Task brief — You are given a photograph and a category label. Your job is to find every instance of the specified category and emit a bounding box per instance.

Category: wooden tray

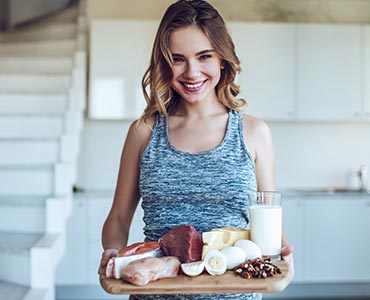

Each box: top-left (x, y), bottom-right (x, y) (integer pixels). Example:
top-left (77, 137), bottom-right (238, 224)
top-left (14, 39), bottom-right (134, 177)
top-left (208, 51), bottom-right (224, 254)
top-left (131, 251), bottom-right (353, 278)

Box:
top-left (99, 260), bottom-right (292, 295)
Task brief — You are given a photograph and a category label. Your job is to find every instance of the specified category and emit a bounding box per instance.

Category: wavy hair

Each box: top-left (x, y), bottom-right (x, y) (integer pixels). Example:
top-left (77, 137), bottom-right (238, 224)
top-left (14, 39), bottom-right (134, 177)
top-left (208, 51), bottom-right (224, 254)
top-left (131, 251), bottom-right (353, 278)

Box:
top-left (140, 0), bottom-right (246, 122)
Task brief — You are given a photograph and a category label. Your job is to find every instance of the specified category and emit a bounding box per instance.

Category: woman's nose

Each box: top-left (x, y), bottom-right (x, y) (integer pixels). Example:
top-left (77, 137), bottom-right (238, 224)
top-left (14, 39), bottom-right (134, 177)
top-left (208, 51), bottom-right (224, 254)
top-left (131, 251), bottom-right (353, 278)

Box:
top-left (184, 60), bottom-right (200, 80)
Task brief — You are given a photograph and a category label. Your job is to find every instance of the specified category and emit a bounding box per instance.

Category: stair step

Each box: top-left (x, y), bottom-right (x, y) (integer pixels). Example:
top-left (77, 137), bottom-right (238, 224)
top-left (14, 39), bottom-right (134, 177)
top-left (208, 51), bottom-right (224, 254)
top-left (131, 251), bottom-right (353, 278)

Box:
top-left (0, 74), bottom-right (69, 92)
top-left (0, 166), bottom-right (54, 196)
top-left (0, 136), bottom-right (80, 165)
top-left (0, 280), bottom-right (29, 300)
top-left (0, 163), bottom-right (76, 196)
top-left (0, 196), bottom-right (46, 233)
top-left (0, 40), bottom-right (75, 57)
top-left (0, 116), bottom-right (64, 138)
top-left (0, 57), bottom-right (73, 74)
top-left (0, 231), bottom-right (61, 287)
top-left (0, 24), bottom-right (77, 43)
top-left (0, 231), bottom-right (43, 254)
top-left (0, 194), bottom-right (72, 236)
top-left (36, 4), bottom-right (79, 26)
top-left (0, 280), bottom-right (49, 300)
top-left (0, 92), bottom-right (68, 115)
top-left (0, 139), bottom-right (59, 165)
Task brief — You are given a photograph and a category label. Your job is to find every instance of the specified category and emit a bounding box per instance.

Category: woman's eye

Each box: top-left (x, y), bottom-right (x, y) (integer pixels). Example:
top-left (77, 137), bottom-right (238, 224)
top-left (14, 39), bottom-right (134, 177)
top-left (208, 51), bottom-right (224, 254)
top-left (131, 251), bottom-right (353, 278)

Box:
top-left (199, 54), bottom-right (212, 60)
top-left (173, 57), bottom-right (184, 63)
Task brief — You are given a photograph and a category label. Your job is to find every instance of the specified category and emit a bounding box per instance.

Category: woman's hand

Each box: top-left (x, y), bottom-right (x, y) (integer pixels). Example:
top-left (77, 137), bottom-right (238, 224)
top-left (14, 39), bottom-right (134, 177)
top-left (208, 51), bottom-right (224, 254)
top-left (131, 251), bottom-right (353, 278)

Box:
top-left (98, 248), bottom-right (119, 274)
top-left (281, 245), bottom-right (295, 277)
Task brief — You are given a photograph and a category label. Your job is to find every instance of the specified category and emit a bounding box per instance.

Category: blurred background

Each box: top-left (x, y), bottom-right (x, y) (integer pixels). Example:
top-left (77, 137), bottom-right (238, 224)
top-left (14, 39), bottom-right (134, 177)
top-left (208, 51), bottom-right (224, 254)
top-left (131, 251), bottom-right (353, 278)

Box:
top-left (0, 0), bottom-right (369, 299)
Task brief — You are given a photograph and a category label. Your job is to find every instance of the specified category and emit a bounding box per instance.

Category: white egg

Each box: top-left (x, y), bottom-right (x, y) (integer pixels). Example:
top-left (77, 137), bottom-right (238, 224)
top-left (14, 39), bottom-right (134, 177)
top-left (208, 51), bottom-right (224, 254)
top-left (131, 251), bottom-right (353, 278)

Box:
top-left (220, 246), bottom-right (247, 269)
top-left (234, 239), bottom-right (262, 260)
top-left (181, 261), bottom-right (205, 277)
top-left (204, 249), bottom-right (227, 276)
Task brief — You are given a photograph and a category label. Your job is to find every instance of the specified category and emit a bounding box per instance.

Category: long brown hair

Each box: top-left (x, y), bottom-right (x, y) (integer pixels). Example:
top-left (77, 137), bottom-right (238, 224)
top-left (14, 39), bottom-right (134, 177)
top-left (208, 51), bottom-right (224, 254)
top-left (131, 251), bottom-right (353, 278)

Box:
top-left (140, 0), bottom-right (246, 122)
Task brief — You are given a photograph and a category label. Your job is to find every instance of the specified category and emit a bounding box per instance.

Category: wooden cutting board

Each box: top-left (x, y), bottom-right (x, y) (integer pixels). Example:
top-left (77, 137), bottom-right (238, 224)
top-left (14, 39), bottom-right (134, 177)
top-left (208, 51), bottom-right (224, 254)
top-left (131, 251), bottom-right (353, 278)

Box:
top-left (99, 260), bottom-right (292, 295)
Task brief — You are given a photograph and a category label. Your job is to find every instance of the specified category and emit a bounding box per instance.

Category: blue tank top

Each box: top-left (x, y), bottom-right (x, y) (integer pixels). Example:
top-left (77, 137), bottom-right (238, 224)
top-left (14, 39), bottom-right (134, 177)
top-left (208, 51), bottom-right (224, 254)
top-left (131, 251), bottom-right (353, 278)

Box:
top-left (136, 109), bottom-right (260, 300)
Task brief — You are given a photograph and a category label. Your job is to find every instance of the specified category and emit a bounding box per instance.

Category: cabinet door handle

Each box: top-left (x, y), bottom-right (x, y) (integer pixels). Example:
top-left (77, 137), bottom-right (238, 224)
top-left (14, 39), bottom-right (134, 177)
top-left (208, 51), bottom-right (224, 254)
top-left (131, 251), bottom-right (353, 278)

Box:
top-left (353, 112), bottom-right (361, 118)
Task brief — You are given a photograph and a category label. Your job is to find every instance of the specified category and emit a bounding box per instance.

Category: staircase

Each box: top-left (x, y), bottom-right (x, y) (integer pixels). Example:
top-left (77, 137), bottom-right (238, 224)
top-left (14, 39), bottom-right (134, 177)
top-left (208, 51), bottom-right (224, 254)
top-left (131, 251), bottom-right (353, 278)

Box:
top-left (0, 1), bottom-right (86, 299)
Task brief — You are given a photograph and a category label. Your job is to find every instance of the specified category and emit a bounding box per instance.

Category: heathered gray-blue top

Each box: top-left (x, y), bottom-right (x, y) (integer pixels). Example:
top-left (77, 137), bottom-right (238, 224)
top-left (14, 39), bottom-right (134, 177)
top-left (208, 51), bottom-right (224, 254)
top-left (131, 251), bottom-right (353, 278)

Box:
top-left (135, 109), bottom-right (260, 300)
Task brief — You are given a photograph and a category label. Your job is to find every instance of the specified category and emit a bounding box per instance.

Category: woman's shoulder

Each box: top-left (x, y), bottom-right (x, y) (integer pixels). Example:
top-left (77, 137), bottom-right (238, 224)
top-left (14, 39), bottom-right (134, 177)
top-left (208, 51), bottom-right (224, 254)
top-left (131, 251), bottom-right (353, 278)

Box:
top-left (126, 116), bottom-right (156, 156)
top-left (240, 113), bottom-right (273, 158)
top-left (241, 113), bottom-right (271, 137)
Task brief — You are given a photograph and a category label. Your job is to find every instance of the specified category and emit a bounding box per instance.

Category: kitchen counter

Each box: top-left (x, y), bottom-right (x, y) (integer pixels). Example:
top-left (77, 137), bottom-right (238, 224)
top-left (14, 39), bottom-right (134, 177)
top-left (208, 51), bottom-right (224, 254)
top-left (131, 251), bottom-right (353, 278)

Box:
top-left (281, 188), bottom-right (370, 198)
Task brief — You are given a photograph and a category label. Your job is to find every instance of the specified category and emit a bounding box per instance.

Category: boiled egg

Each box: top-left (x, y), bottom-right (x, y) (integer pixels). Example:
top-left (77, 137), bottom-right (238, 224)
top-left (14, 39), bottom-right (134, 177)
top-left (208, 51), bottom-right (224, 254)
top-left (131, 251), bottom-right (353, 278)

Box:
top-left (220, 246), bottom-right (247, 269)
top-left (204, 249), bottom-right (227, 276)
top-left (181, 261), bottom-right (204, 277)
top-left (234, 239), bottom-right (262, 260)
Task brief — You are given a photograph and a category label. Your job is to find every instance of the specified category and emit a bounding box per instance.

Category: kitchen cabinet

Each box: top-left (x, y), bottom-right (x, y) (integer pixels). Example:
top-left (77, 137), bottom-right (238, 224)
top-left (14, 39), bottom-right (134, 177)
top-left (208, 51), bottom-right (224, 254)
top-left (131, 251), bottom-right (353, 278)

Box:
top-left (56, 191), bottom-right (145, 285)
top-left (56, 197), bottom-right (88, 284)
top-left (282, 198), bottom-right (304, 282)
top-left (364, 26), bottom-right (370, 120)
top-left (228, 23), bottom-right (295, 120)
top-left (89, 20), bottom-right (157, 120)
top-left (302, 197), bottom-right (370, 282)
top-left (57, 192), bottom-right (370, 285)
top-left (296, 24), bottom-right (363, 121)
top-left (89, 21), bottom-right (370, 122)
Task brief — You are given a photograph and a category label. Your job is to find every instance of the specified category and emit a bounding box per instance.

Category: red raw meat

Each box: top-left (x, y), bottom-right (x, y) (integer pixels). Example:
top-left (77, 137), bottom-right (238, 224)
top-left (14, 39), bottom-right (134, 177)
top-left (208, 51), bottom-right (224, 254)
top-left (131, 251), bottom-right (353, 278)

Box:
top-left (118, 241), bottom-right (160, 257)
top-left (158, 224), bottom-right (203, 263)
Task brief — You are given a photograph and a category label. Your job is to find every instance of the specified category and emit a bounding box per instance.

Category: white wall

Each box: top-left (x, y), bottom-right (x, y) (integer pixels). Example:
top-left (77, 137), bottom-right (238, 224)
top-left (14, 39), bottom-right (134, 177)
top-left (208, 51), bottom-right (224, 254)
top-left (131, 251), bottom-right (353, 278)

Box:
top-left (77, 120), bottom-right (130, 191)
top-left (76, 120), bottom-right (370, 192)
top-left (271, 122), bottom-right (370, 190)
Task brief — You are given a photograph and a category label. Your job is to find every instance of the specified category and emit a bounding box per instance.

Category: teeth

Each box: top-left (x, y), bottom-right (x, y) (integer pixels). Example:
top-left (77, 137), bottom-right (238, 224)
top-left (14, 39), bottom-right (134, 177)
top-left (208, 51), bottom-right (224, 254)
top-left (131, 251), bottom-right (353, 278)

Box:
top-left (184, 82), bottom-right (203, 89)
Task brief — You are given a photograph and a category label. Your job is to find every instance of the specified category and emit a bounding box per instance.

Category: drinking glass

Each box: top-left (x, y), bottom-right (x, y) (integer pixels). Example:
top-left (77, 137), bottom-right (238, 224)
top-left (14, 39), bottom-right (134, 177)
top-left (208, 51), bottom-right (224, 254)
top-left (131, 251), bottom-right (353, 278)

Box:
top-left (248, 191), bottom-right (282, 261)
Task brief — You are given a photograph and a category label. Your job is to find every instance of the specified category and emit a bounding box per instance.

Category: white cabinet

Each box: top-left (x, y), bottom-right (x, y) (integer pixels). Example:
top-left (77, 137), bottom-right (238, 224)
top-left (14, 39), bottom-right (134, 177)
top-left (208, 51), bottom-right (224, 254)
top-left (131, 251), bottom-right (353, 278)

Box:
top-left (229, 23), bottom-right (295, 120)
top-left (88, 21), bottom-right (369, 122)
top-left (282, 198), bottom-right (304, 282)
top-left (57, 193), bottom-right (370, 285)
top-left (89, 20), bottom-right (157, 120)
top-left (364, 26), bottom-right (370, 120)
top-left (56, 191), bottom-right (145, 285)
top-left (302, 197), bottom-right (370, 282)
top-left (56, 197), bottom-right (89, 284)
top-left (296, 24), bottom-right (363, 121)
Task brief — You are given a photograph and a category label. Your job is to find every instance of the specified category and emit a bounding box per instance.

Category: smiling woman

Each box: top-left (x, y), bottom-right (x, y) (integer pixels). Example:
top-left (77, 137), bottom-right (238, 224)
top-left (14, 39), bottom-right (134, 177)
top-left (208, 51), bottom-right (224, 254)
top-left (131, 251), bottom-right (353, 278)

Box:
top-left (99, 1), bottom-right (294, 300)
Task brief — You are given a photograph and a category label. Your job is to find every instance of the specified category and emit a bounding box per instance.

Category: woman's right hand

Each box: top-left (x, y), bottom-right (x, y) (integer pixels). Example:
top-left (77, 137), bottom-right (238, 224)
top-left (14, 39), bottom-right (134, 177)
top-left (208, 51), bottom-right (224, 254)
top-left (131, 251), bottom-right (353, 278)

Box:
top-left (98, 248), bottom-right (119, 274)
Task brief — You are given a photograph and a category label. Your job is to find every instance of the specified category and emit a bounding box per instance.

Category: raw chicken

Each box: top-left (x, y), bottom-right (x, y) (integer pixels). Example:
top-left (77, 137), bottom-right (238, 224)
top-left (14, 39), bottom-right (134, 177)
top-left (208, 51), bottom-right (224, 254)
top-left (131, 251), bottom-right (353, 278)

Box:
top-left (120, 256), bottom-right (181, 286)
top-left (106, 241), bottom-right (162, 279)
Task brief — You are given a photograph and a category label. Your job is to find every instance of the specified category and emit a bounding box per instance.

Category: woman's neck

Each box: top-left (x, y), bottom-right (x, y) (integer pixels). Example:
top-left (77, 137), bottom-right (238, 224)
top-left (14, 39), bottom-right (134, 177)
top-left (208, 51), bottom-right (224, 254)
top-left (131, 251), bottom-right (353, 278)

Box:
top-left (171, 97), bottom-right (227, 118)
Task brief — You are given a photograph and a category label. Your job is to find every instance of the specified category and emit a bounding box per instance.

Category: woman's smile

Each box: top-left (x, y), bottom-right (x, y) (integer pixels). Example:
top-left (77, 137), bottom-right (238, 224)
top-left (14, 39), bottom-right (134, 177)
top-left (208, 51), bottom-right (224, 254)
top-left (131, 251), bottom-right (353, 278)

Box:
top-left (181, 80), bottom-right (207, 92)
top-left (169, 25), bottom-right (223, 105)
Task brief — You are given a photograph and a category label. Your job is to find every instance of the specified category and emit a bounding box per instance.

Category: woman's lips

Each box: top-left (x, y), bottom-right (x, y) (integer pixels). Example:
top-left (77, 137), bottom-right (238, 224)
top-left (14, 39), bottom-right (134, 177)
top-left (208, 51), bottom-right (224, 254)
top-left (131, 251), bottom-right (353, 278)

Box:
top-left (181, 80), bottom-right (206, 92)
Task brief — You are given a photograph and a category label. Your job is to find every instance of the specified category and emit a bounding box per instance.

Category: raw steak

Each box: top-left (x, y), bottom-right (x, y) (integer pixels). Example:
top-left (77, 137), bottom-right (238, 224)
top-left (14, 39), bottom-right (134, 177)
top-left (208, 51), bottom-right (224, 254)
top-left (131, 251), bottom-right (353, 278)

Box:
top-left (159, 224), bottom-right (203, 263)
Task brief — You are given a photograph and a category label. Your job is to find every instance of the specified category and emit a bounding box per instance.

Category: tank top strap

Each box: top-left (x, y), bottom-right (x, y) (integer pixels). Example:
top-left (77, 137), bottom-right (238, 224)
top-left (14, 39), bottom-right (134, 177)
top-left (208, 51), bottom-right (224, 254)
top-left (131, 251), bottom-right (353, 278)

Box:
top-left (223, 110), bottom-right (250, 155)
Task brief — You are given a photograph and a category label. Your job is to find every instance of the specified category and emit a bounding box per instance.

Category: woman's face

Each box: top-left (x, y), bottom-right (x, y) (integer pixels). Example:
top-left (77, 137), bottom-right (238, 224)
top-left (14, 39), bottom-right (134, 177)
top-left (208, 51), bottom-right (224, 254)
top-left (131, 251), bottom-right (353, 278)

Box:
top-left (169, 25), bottom-right (223, 105)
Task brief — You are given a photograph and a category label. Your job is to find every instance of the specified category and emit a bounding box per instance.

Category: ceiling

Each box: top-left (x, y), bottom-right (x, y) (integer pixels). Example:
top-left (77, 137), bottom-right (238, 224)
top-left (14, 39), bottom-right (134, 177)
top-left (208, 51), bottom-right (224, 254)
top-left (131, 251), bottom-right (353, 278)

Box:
top-left (87, 0), bottom-right (370, 24)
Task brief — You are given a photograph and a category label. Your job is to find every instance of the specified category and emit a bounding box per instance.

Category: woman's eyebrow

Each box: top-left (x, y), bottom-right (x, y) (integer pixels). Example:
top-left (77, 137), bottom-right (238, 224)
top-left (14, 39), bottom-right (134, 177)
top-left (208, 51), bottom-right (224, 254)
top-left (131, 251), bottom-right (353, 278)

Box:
top-left (171, 49), bottom-right (216, 57)
top-left (196, 49), bottom-right (216, 56)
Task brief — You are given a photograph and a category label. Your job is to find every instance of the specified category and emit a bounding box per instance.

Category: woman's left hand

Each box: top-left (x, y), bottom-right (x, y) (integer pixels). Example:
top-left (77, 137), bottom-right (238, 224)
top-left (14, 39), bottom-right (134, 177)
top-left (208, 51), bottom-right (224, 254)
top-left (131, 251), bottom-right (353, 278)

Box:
top-left (281, 245), bottom-right (295, 277)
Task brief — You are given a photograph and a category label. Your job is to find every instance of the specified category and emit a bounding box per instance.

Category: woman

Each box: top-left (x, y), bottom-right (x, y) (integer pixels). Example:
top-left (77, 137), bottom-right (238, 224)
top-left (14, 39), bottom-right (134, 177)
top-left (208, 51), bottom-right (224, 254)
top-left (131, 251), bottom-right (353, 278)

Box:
top-left (100, 0), bottom-right (294, 299)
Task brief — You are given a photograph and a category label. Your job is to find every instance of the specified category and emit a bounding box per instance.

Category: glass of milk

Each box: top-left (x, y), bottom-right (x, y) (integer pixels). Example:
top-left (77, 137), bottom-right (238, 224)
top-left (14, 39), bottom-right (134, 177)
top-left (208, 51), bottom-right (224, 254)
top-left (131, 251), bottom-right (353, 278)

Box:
top-left (248, 191), bottom-right (282, 261)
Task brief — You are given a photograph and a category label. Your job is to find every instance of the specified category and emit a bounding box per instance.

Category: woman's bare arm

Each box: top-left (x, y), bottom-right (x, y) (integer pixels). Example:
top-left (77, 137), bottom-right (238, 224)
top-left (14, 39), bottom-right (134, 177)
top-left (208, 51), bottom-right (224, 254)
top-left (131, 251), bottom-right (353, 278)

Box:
top-left (100, 118), bottom-right (154, 267)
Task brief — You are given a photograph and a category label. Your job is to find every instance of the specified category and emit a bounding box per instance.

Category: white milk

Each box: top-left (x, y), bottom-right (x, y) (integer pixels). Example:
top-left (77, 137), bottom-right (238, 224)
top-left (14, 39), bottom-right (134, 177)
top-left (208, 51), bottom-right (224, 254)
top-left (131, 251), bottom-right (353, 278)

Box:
top-left (249, 205), bottom-right (282, 258)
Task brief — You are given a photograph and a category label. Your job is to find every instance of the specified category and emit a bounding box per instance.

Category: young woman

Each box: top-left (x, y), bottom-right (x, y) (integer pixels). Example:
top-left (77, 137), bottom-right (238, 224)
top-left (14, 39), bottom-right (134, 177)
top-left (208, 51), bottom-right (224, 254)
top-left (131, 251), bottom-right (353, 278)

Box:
top-left (100, 0), bottom-right (294, 299)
